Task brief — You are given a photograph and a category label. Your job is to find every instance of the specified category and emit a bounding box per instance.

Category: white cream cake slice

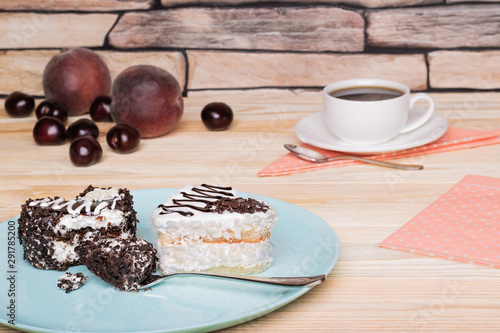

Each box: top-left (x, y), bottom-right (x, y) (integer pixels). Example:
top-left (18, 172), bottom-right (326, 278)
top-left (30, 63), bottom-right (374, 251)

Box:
top-left (151, 184), bottom-right (279, 274)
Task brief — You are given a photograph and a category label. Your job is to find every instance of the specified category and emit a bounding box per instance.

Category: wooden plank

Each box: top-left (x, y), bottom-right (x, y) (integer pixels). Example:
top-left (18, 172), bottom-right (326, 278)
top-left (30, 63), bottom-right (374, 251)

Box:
top-left (367, 4), bottom-right (500, 48)
top-left (108, 7), bottom-right (364, 52)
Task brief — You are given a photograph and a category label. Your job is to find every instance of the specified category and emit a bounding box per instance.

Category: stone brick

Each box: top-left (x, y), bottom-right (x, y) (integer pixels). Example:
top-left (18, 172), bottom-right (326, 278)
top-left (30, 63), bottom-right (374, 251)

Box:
top-left (97, 51), bottom-right (187, 89)
top-left (367, 5), bottom-right (500, 48)
top-left (109, 7), bottom-right (364, 52)
top-left (0, 50), bottom-right (186, 96)
top-left (448, 0), bottom-right (499, 2)
top-left (0, 0), bottom-right (153, 11)
top-left (429, 51), bottom-right (500, 89)
top-left (0, 50), bottom-right (58, 96)
top-left (0, 13), bottom-right (117, 49)
top-left (161, 0), bottom-right (441, 7)
top-left (187, 51), bottom-right (427, 90)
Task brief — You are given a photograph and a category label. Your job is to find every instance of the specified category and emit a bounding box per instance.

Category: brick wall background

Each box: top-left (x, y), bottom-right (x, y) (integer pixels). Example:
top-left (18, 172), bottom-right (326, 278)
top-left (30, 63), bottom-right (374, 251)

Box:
top-left (1, 0), bottom-right (500, 97)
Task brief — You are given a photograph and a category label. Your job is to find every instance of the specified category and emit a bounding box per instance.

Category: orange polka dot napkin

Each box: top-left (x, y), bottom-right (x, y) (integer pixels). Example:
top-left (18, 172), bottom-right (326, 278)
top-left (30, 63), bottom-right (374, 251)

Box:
top-left (258, 126), bottom-right (500, 176)
top-left (380, 175), bottom-right (500, 269)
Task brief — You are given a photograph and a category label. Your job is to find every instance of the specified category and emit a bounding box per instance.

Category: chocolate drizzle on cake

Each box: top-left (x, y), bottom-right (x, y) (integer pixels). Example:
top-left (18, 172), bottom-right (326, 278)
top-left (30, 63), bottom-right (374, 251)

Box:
top-left (158, 184), bottom-right (234, 216)
top-left (158, 184), bottom-right (269, 216)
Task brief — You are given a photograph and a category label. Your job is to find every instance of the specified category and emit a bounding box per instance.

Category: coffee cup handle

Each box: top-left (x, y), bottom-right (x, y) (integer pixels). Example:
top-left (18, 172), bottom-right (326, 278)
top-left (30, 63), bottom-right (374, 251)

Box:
top-left (400, 93), bottom-right (435, 134)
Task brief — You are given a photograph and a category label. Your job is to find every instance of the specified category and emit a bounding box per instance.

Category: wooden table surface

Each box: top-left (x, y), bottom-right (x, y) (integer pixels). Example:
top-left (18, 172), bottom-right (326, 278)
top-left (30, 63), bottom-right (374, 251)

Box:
top-left (2, 90), bottom-right (500, 332)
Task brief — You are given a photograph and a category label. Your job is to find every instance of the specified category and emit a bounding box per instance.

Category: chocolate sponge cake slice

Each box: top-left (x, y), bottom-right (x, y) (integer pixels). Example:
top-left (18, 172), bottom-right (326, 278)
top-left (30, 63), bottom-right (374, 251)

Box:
top-left (18, 185), bottom-right (138, 271)
top-left (79, 237), bottom-right (158, 291)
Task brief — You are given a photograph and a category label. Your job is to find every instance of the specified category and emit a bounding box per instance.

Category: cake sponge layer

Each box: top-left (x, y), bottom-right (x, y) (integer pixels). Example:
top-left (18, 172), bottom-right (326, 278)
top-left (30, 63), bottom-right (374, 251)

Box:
top-left (156, 239), bottom-right (273, 274)
top-left (156, 228), bottom-right (270, 245)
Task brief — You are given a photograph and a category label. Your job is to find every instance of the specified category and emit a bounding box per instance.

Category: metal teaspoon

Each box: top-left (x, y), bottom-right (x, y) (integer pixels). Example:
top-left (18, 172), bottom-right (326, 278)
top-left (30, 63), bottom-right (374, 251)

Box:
top-left (284, 144), bottom-right (423, 170)
top-left (139, 272), bottom-right (327, 290)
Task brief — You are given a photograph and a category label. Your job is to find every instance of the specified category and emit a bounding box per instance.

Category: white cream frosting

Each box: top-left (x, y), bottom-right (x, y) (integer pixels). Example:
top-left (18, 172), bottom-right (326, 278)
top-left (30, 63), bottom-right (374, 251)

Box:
top-left (51, 231), bottom-right (91, 262)
top-left (80, 187), bottom-right (120, 202)
top-left (151, 185), bottom-right (279, 240)
top-left (52, 240), bottom-right (78, 262)
top-left (50, 231), bottom-right (132, 263)
top-left (55, 208), bottom-right (124, 235)
top-left (156, 239), bottom-right (273, 274)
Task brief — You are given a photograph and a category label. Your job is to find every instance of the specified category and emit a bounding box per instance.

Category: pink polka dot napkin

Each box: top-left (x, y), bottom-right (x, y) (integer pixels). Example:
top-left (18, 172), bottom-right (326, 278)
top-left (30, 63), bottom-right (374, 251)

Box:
top-left (258, 126), bottom-right (500, 176)
top-left (380, 175), bottom-right (500, 268)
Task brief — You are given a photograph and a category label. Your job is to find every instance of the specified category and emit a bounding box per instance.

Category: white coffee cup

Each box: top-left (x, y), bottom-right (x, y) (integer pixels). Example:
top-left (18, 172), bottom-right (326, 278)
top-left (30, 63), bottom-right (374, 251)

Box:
top-left (323, 79), bottom-right (435, 145)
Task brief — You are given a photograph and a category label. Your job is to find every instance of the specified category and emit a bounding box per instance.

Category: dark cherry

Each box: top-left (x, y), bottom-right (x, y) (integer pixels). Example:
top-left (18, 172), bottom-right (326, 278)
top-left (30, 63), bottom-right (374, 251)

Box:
top-left (32, 116), bottom-right (66, 145)
top-left (69, 136), bottom-right (103, 167)
top-left (106, 124), bottom-right (140, 153)
top-left (4, 91), bottom-right (35, 117)
top-left (90, 95), bottom-right (113, 122)
top-left (201, 102), bottom-right (234, 131)
top-left (67, 118), bottom-right (99, 142)
top-left (35, 100), bottom-right (68, 124)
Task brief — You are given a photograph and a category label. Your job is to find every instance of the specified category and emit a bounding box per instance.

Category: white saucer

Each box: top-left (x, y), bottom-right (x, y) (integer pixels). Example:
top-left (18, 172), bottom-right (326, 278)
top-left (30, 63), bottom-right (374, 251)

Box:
top-left (294, 107), bottom-right (448, 154)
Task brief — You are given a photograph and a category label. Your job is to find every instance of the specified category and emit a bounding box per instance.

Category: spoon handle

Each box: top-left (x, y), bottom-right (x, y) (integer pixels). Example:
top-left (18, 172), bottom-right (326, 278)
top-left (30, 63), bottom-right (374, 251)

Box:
top-left (284, 144), bottom-right (423, 170)
top-left (332, 156), bottom-right (423, 170)
top-left (140, 273), bottom-right (327, 289)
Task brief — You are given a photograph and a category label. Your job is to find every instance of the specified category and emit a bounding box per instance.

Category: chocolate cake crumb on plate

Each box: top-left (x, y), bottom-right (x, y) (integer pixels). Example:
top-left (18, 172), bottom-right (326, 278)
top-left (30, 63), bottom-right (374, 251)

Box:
top-left (57, 272), bottom-right (88, 293)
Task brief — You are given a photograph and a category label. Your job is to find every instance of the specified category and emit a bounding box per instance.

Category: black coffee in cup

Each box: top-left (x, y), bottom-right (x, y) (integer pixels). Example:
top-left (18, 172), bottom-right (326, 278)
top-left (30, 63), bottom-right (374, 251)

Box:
top-left (329, 86), bottom-right (404, 102)
top-left (323, 79), bottom-right (435, 145)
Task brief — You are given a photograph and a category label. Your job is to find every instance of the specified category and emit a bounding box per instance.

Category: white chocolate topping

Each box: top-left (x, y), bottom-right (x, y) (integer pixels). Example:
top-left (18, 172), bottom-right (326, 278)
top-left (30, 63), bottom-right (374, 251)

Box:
top-left (28, 188), bottom-right (123, 215)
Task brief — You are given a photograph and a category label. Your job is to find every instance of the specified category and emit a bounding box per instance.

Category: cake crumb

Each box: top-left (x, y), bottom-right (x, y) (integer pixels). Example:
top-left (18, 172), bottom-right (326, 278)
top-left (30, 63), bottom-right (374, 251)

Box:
top-left (57, 272), bottom-right (88, 293)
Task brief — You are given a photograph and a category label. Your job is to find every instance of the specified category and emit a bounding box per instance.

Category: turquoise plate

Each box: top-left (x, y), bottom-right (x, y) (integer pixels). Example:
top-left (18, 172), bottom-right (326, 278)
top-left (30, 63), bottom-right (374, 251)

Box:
top-left (0, 188), bottom-right (340, 332)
